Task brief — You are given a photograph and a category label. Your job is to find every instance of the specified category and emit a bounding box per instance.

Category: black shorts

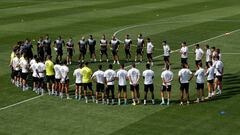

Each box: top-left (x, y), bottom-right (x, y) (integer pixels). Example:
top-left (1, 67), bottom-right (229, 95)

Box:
top-left (55, 78), bottom-right (61, 83)
top-left (21, 73), bottom-right (28, 80)
top-left (144, 84), bottom-right (154, 92)
top-left (118, 85), bottom-right (127, 92)
top-left (80, 49), bottom-right (86, 55)
top-left (147, 53), bottom-right (152, 59)
top-left (130, 84), bottom-right (139, 92)
top-left (164, 56), bottom-right (170, 62)
top-left (67, 49), bottom-right (73, 56)
top-left (76, 83), bottom-right (83, 86)
top-left (181, 58), bottom-right (188, 64)
top-left (206, 61), bottom-right (212, 67)
top-left (83, 82), bottom-right (93, 91)
top-left (89, 47), bottom-right (95, 54)
top-left (100, 49), bottom-right (108, 55)
top-left (14, 70), bottom-right (20, 77)
top-left (38, 77), bottom-right (44, 83)
top-left (196, 83), bottom-right (204, 90)
top-left (216, 76), bottom-right (222, 81)
top-left (57, 49), bottom-right (63, 56)
top-left (46, 75), bottom-right (55, 83)
top-left (45, 49), bottom-right (51, 56)
top-left (195, 60), bottom-right (202, 65)
top-left (180, 83), bottom-right (189, 92)
top-left (105, 85), bottom-right (114, 93)
top-left (125, 49), bottom-right (131, 55)
top-left (161, 85), bottom-right (171, 92)
top-left (136, 48), bottom-right (143, 55)
top-left (112, 50), bottom-right (118, 56)
top-left (207, 79), bottom-right (214, 84)
top-left (33, 77), bottom-right (39, 82)
top-left (96, 83), bottom-right (105, 92)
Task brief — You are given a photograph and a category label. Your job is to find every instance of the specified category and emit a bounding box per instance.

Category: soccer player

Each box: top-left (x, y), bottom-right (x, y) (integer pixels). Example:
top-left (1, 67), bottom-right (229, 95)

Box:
top-left (124, 34), bottom-right (132, 62)
top-left (78, 36), bottom-right (87, 62)
top-left (143, 64), bottom-right (155, 105)
top-left (160, 64), bottom-right (173, 105)
top-left (205, 45), bottom-right (212, 67)
top-left (213, 56), bottom-right (224, 95)
top-left (30, 55), bottom-right (37, 67)
top-left (216, 48), bottom-right (222, 61)
top-left (30, 57), bottom-right (39, 92)
top-left (37, 58), bottom-right (45, 95)
top-left (54, 36), bottom-right (65, 62)
top-left (45, 55), bottom-right (55, 95)
top-left (19, 55), bottom-right (29, 91)
top-left (128, 63), bottom-right (141, 105)
top-left (37, 37), bottom-right (44, 60)
top-left (116, 64), bottom-right (128, 105)
top-left (54, 59), bottom-right (62, 96)
top-left (194, 44), bottom-right (204, 67)
top-left (87, 35), bottom-right (97, 62)
top-left (194, 63), bottom-right (205, 103)
top-left (43, 34), bottom-right (52, 60)
top-left (73, 63), bottom-right (83, 100)
top-left (180, 42), bottom-right (188, 64)
top-left (178, 63), bottom-right (193, 105)
top-left (80, 62), bottom-right (94, 103)
top-left (60, 60), bottom-right (70, 99)
top-left (104, 64), bottom-right (116, 105)
top-left (9, 47), bottom-right (17, 84)
top-left (162, 41), bottom-right (171, 67)
top-left (211, 46), bottom-right (217, 63)
top-left (110, 35), bottom-right (120, 64)
top-left (135, 33), bottom-right (144, 62)
top-left (205, 62), bottom-right (215, 99)
top-left (91, 65), bottom-right (105, 104)
top-left (12, 53), bottom-right (21, 87)
top-left (146, 38), bottom-right (154, 66)
top-left (99, 34), bottom-right (109, 62)
top-left (24, 39), bottom-right (33, 60)
top-left (66, 37), bottom-right (74, 65)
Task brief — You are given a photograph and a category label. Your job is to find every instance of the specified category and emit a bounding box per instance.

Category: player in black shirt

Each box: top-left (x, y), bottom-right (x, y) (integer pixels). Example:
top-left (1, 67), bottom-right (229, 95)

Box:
top-left (78, 36), bottom-right (87, 63)
top-left (54, 36), bottom-right (65, 62)
top-left (43, 34), bottom-right (52, 60)
top-left (124, 34), bottom-right (132, 62)
top-left (87, 35), bottom-right (97, 62)
top-left (100, 34), bottom-right (109, 62)
top-left (66, 37), bottom-right (74, 65)
top-left (110, 35), bottom-right (120, 64)
top-left (37, 37), bottom-right (44, 60)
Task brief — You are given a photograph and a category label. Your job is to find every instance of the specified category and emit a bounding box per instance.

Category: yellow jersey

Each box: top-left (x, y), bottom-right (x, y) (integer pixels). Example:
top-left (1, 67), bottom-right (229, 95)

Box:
top-left (45, 60), bottom-right (54, 76)
top-left (80, 66), bottom-right (92, 83)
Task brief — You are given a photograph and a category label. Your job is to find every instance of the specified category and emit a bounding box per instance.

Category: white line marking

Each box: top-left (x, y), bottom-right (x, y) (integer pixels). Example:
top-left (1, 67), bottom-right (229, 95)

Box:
top-left (0, 95), bottom-right (43, 111)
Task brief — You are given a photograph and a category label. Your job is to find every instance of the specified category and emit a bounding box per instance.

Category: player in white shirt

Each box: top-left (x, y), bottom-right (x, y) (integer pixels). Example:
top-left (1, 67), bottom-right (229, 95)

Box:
top-left (216, 48), bottom-right (222, 61)
top-left (54, 59), bottom-right (62, 96)
top-left (19, 55), bottom-right (29, 91)
top-left (160, 64), bottom-right (173, 105)
top-left (116, 64), bottom-right (128, 105)
top-left (60, 60), bottom-right (70, 99)
top-left (142, 64), bottom-right (155, 105)
top-left (211, 46), bottom-right (217, 63)
top-left (29, 55), bottom-right (37, 67)
top-left (213, 56), bottom-right (224, 95)
top-left (205, 62), bottom-right (215, 99)
top-left (128, 63), bottom-right (141, 105)
top-left (205, 45), bottom-right (212, 67)
top-left (146, 38), bottom-right (154, 66)
top-left (104, 64), bottom-right (116, 105)
top-left (194, 44), bottom-right (204, 67)
top-left (73, 63), bottom-right (83, 100)
top-left (178, 63), bottom-right (193, 105)
top-left (124, 34), bottom-right (132, 62)
top-left (180, 42), bottom-right (188, 64)
top-left (91, 65), bottom-right (105, 104)
top-left (162, 41), bottom-right (171, 67)
top-left (194, 63), bottom-right (205, 103)
top-left (12, 53), bottom-right (21, 87)
top-left (36, 59), bottom-right (45, 95)
top-left (30, 57), bottom-right (39, 92)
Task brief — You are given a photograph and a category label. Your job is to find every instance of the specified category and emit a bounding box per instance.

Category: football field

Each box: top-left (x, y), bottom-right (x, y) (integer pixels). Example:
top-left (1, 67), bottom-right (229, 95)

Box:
top-left (0, 0), bottom-right (240, 134)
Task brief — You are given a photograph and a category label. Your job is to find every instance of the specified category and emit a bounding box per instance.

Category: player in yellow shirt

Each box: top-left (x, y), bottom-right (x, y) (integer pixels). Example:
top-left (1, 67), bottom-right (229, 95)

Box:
top-left (80, 62), bottom-right (94, 103)
top-left (45, 55), bottom-right (55, 95)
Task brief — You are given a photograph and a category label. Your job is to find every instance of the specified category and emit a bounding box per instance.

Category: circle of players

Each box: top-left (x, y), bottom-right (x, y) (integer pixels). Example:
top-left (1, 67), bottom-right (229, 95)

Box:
top-left (9, 34), bottom-right (224, 106)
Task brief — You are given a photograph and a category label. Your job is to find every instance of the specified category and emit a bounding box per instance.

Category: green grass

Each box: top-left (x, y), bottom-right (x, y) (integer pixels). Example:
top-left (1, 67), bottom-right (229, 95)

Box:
top-left (0, 0), bottom-right (240, 134)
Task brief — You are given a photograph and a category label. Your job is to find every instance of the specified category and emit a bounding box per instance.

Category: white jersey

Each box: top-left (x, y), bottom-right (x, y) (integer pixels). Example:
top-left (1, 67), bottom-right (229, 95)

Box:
top-left (30, 59), bottom-right (36, 66)
top-left (60, 65), bottom-right (69, 81)
top-left (73, 68), bottom-right (82, 84)
top-left (54, 64), bottom-right (61, 79)
top-left (180, 46), bottom-right (188, 58)
top-left (205, 66), bottom-right (215, 80)
top-left (161, 70), bottom-right (173, 85)
top-left (30, 62), bottom-right (38, 77)
top-left (142, 69), bottom-right (154, 85)
top-left (92, 70), bottom-right (105, 84)
top-left (206, 49), bottom-right (212, 62)
top-left (163, 44), bottom-right (170, 56)
top-left (20, 58), bottom-right (29, 73)
top-left (194, 68), bottom-right (205, 84)
top-left (195, 48), bottom-right (204, 61)
top-left (12, 57), bottom-right (20, 71)
top-left (127, 68), bottom-right (140, 85)
top-left (116, 69), bottom-right (128, 86)
top-left (213, 60), bottom-right (224, 76)
top-left (104, 69), bottom-right (116, 85)
top-left (178, 68), bottom-right (192, 83)
top-left (37, 62), bottom-right (45, 78)
top-left (212, 51), bottom-right (217, 62)
top-left (147, 42), bottom-right (154, 54)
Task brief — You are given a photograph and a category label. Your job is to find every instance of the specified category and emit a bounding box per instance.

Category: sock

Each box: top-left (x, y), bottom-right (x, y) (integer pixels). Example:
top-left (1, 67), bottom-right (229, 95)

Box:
top-left (92, 96), bottom-right (95, 102)
top-left (152, 99), bottom-right (155, 104)
top-left (107, 99), bottom-right (109, 104)
top-left (167, 98), bottom-right (170, 103)
top-left (124, 99), bottom-right (127, 104)
top-left (112, 99), bottom-right (114, 104)
top-left (118, 99), bottom-right (121, 105)
top-left (161, 97), bottom-right (164, 103)
top-left (144, 100), bottom-right (146, 104)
